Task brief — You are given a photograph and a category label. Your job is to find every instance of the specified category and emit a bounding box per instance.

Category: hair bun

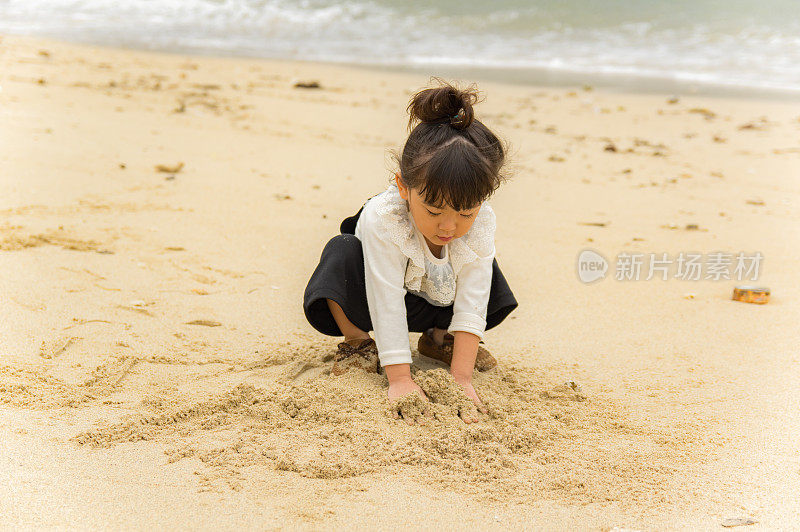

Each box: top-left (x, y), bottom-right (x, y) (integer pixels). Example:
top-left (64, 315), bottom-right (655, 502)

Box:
top-left (406, 77), bottom-right (479, 130)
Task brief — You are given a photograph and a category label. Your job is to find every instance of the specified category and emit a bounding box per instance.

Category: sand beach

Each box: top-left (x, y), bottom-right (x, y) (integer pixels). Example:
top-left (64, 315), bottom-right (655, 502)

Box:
top-left (1, 33), bottom-right (799, 529)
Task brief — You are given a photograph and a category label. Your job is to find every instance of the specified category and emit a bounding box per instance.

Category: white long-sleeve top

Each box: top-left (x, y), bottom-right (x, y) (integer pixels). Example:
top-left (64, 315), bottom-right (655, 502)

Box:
top-left (353, 182), bottom-right (497, 367)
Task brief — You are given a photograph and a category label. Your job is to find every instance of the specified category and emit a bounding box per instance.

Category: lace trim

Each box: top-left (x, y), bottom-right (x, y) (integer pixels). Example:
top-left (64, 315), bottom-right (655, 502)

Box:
top-left (373, 182), bottom-right (497, 298)
top-left (412, 228), bottom-right (454, 305)
top-left (416, 260), bottom-right (456, 305)
top-left (449, 200), bottom-right (496, 277)
top-left (374, 184), bottom-right (426, 293)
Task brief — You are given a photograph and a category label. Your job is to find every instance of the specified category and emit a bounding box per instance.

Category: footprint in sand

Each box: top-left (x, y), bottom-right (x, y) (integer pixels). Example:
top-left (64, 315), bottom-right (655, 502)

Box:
top-left (39, 336), bottom-right (81, 359)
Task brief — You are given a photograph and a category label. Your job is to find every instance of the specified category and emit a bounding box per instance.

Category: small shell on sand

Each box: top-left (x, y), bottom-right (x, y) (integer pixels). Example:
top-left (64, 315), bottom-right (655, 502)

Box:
top-left (155, 162), bottom-right (184, 173)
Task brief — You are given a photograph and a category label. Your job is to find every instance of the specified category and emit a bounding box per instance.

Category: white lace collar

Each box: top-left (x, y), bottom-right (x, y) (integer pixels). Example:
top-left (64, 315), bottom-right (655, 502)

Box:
top-left (373, 182), bottom-right (496, 293)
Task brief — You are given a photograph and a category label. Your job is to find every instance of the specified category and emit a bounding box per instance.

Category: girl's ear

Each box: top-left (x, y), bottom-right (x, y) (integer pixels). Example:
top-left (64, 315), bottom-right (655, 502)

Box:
top-left (395, 172), bottom-right (409, 200)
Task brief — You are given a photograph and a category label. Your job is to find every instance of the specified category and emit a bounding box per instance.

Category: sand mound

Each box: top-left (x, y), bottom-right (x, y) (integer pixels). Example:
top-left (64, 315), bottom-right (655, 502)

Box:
top-left (60, 350), bottom-right (720, 507)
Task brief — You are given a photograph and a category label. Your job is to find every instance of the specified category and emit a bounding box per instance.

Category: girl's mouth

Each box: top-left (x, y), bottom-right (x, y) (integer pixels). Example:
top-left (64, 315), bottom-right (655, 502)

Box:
top-left (437, 235), bottom-right (453, 242)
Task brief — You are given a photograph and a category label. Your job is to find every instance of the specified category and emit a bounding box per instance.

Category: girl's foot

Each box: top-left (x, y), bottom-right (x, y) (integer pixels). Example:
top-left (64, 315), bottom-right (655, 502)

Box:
top-left (417, 329), bottom-right (497, 371)
top-left (331, 338), bottom-right (381, 376)
top-left (431, 327), bottom-right (447, 346)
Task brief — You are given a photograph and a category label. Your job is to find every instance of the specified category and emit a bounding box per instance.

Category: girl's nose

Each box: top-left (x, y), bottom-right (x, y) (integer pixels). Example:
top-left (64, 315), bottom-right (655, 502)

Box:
top-left (439, 218), bottom-right (456, 232)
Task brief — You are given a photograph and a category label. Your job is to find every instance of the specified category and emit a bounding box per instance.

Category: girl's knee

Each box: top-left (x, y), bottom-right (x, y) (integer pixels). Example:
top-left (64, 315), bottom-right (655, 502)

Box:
top-left (323, 233), bottom-right (362, 255)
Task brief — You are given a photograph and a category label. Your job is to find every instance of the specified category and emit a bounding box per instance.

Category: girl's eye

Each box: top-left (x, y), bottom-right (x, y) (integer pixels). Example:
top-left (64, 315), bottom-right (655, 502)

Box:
top-left (426, 208), bottom-right (475, 218)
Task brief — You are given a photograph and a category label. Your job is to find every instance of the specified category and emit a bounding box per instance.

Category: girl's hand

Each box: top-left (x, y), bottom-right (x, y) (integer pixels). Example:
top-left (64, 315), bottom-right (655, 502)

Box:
top-left (452, 374), bottom-right (488, 423)
top-left (387, 378), bottom-right (432, 425)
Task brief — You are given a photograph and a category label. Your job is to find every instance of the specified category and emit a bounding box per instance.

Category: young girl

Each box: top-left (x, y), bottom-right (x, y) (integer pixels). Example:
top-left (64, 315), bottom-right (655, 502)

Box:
top-left (303, 79), bottom-right (518, 424)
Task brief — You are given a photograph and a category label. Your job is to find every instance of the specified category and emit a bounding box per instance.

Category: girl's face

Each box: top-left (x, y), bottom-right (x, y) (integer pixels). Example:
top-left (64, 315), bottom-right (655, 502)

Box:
top-left (395, 174), bottom-right (481, 249)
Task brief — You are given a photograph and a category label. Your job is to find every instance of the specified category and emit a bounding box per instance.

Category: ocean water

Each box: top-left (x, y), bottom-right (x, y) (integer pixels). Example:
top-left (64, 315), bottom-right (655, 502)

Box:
top-left (1, 0), bottom-right (799, 97)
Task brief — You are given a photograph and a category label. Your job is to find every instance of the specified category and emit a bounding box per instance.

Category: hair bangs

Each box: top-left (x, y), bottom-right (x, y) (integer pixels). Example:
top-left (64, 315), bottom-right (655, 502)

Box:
top-left (417, 139), bottom-right (495, 211)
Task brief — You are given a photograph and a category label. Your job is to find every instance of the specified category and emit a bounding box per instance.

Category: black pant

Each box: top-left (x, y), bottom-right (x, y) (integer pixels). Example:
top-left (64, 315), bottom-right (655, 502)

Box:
top-left (303, 203), bottom-right (518, 337)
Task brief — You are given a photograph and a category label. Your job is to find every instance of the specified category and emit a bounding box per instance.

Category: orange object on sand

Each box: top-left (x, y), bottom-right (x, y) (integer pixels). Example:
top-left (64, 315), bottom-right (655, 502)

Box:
top-left (732, 286), bottom-right (770, 304)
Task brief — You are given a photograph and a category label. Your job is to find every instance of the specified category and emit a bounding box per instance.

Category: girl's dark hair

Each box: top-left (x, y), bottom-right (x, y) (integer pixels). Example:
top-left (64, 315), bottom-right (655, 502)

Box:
top-left (391, 77), bottom-right (509, 211)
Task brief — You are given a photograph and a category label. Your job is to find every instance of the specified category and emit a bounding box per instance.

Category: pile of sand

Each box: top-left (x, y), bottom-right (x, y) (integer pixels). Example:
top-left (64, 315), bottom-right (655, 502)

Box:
top-left (43, 348), bottom-right (722, 507)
